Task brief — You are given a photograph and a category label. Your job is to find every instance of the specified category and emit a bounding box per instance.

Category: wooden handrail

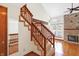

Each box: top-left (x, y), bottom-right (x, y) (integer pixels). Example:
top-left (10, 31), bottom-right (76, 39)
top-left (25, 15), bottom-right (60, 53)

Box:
top-left (20, 4), bottom-right (32, 26)
top-left (20, 4), bottom-right (33, 17)
top-left (32, 23), bottom-right (46, 55)
top-left (40, 23), bottom-right (55, 37)
top-left (33, 18), bottom-right (48, 25)
top-left (32, 23), bottom-right (47, 40)
top-left (32, 22), bottom-right (55, 46)
top-left (40, 22), bottom-right (55, 48)
top-left (32, 33), bottom-right (45, 51)
top-left (47, 38), bottom-right (54, 45)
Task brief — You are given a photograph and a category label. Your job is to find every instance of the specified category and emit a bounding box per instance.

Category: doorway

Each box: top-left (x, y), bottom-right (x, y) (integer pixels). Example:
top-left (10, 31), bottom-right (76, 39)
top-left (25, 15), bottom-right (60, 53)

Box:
top-left (0, 5), bottom-right (7, 56)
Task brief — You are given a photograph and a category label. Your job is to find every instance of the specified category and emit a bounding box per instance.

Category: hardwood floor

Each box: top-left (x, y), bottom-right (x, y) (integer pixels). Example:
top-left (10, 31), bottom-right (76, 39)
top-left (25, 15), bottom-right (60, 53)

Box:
top-left (25, 40), bottom-right (79, 56)
top-left (55, 40), bottom-right (79, 56)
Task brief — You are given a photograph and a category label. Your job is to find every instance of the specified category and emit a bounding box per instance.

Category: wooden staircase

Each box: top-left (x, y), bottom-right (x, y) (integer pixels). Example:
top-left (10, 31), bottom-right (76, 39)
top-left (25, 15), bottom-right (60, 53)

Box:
top-left (19, 4), bottom-right (55, 56)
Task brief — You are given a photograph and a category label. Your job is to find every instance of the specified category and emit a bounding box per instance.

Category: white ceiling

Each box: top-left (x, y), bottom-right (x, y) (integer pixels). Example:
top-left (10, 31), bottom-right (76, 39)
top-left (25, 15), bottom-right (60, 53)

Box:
top-left (0, 3), bottom-right (79, 21)
top-left (42, 3), bottom-right (79, 18)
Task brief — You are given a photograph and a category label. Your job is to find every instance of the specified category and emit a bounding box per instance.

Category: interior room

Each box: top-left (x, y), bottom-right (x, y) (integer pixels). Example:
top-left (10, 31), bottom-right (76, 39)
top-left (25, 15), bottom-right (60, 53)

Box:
top-left (0, 3), bottom-right (79, 56)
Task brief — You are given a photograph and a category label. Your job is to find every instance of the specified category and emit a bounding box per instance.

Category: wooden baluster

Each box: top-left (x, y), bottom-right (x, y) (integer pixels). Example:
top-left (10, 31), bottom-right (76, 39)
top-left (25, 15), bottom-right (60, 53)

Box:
top-left (40, 35), bottom-right (43, 56)
top-left (38, 32), bottom-right (40, 43)
top-left (31, 24), bottom-right (32, 41)
top-left (53, 35), bottom-right (55, 48)
top-left (44, 38), bottom-right (46, 56)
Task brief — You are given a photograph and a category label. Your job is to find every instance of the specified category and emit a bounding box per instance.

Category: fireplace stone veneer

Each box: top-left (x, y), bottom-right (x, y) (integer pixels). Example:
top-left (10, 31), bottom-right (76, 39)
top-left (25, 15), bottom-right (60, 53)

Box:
top-left (64, 12), bottom-right (79, 44)
top-left (68, 35), bottom-right (78, 42)
top-left (64, 30), bottom-right (79, 43)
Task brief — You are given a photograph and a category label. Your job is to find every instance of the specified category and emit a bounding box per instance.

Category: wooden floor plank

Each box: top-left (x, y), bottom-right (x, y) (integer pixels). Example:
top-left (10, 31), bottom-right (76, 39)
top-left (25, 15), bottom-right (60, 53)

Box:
top-left (55, 40), bottom-right (79, 56)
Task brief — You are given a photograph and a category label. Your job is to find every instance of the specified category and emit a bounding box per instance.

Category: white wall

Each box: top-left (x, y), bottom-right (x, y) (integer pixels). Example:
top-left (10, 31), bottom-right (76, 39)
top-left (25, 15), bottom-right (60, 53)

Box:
top-left (11, 21), bottom-right (31, 55)
top-left (27, 3), bottom-right (50, 22)
top-left (8, 18), bottom-right (18, 34)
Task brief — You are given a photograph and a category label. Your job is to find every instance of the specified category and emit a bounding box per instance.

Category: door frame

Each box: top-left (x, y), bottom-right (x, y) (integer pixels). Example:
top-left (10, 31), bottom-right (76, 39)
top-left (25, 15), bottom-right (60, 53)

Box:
top-left (0, 5), bottom-right (7, 56)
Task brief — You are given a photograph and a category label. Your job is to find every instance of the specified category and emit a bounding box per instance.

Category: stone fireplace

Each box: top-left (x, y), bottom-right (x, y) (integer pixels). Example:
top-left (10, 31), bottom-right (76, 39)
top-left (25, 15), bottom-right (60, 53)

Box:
top-left (64, 30), bottom-right (79, 43)
top-left (68, 35), bottom-right (78, 42)
top-left (64, 12), bottom-right (79, 43)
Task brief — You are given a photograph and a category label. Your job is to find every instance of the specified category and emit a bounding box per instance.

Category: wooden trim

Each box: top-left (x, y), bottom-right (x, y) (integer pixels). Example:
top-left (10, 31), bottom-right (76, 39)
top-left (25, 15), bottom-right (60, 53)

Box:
top-left (9, 40), bottom-right (18, 44)
top-left (56, 39), bottom-right (64, 41)
top-left (33, 18), bottom-right (48, 25)
top-left (6, 6), bottom-right (8, 56)
top-left (64, 40), bottom-right (79, 44)
top-left (9, 43), bottom-right (18, 47)
top-left (64, 28), bottom-right (79, 30)
top-left (9, 33), bottom-right (18, 36)
top-left (0, 5), bottom-right (8, 9)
